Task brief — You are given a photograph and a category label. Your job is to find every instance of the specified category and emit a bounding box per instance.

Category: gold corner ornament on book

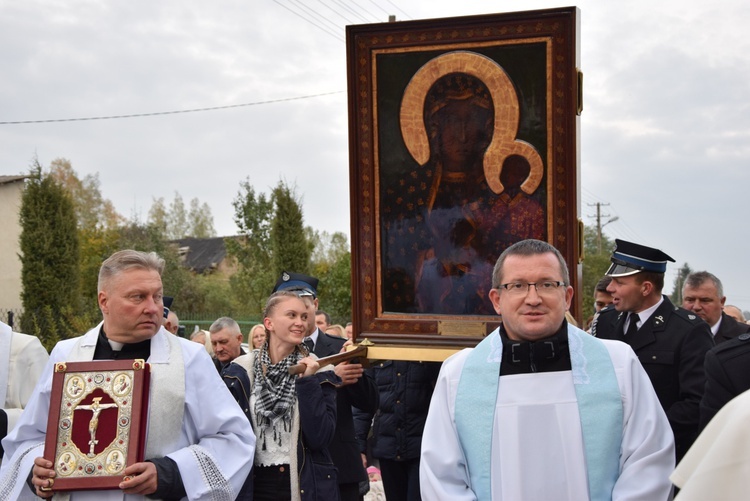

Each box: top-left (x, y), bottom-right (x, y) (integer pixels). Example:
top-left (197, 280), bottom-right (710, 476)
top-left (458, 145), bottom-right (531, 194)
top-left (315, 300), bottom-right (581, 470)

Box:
top-left (43, 359), bottom-right (151, 491)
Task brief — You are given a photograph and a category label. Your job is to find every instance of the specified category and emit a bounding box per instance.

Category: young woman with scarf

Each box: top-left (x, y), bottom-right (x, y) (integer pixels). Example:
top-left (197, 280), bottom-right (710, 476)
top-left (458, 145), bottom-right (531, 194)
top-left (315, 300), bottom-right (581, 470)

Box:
top-left (223, 291), bottom-right (341, 500)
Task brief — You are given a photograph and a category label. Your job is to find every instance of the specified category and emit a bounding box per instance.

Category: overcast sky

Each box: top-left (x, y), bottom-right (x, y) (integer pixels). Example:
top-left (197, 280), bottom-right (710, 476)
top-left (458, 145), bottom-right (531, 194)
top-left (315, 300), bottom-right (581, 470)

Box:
top-left (2, 0), bottom-right (749, 305)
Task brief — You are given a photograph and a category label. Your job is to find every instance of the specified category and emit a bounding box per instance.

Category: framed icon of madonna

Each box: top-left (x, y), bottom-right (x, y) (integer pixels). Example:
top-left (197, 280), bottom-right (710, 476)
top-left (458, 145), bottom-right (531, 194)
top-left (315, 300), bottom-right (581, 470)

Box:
top-left (346, 7), bottom-right (582, 357)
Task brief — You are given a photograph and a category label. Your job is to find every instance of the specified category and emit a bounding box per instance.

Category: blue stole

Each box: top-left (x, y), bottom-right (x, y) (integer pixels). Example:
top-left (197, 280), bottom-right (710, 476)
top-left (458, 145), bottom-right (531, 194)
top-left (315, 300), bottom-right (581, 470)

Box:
top-left (454, 324), bottom-right (622, 501)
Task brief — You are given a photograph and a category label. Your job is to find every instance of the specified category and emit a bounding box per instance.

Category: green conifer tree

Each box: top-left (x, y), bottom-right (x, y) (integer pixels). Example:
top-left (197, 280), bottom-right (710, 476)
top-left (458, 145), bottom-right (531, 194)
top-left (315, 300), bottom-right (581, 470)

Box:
top-left (19, 160), bottom-right (81, 349)
top-left (271, 180), bottom-right (311, 277)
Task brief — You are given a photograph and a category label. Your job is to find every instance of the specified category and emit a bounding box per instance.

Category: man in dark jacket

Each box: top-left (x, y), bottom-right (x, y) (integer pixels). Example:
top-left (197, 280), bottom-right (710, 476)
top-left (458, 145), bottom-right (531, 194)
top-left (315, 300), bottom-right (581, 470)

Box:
top-left (700, 332), bottom-right (750, 428)
top-left (682, 271), bottom-right (750, 344)
top-left (591, 239), bottom-right (714, 462)
top-left (354, 360), bottom-right (440, 501)
top-left (273, 271), bottom-right (379, 501)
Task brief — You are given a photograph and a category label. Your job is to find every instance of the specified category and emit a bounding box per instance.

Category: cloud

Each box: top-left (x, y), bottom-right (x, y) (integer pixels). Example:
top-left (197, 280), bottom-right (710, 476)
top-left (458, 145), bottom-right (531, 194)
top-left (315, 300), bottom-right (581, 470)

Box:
top-left (2, 0), bottom-right (750, 305)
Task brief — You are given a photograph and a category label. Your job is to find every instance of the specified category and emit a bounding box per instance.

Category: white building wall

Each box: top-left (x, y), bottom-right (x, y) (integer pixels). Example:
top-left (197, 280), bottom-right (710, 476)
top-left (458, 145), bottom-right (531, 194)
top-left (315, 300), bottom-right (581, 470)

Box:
top-left (0, 177), bottom-right (26, 313)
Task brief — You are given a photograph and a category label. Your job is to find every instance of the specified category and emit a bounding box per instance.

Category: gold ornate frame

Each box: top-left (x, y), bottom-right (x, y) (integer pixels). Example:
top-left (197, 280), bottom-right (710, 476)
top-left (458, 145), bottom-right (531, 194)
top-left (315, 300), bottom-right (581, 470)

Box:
top-left (43, 360), bottom-right (150, 491)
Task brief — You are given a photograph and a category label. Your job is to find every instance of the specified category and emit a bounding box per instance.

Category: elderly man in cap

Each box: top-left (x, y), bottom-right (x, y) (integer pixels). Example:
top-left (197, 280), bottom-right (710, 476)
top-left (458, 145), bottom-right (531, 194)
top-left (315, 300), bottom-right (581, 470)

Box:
top-left (592, 239), bottom-right (714, 461)
top-left (273, 271), bottom-right (378, 501)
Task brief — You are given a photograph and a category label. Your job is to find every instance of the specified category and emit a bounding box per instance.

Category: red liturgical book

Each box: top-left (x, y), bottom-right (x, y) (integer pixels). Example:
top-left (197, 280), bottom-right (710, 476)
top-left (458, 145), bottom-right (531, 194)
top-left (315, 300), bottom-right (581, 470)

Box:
top-left (43, 359), bottom-right (150, 491)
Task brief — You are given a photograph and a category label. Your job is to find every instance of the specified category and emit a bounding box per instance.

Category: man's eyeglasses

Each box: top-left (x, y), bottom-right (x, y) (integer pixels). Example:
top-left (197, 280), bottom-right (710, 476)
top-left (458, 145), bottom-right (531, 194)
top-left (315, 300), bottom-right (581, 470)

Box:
top-left (498, 281), bottom-right (566, 296)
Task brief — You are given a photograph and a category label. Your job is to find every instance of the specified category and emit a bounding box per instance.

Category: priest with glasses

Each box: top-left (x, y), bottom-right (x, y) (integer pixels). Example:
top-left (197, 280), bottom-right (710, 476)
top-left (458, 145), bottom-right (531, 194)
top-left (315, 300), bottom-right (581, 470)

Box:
top-left (420, 239), bottom-right (675, 500)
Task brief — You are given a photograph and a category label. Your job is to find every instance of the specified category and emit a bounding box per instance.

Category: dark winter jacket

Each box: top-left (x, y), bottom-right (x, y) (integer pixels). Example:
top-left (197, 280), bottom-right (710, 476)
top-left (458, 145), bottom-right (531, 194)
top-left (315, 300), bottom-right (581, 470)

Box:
top-left (353, 360), bottom-right (440, 461)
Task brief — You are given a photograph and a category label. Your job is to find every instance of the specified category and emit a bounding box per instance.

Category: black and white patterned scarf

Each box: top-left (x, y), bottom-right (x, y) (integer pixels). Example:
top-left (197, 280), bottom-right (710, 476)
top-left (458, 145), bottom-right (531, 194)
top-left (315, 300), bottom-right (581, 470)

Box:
top-left (253, 344), bottom-right (303, 450)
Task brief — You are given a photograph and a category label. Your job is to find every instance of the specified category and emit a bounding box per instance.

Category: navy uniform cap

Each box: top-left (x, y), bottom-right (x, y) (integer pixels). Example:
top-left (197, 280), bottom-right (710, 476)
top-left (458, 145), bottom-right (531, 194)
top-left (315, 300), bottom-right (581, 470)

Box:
top-left (605, 239), bottom-right (675, 277)
top-left (272, 271), bottom-right (319, 298)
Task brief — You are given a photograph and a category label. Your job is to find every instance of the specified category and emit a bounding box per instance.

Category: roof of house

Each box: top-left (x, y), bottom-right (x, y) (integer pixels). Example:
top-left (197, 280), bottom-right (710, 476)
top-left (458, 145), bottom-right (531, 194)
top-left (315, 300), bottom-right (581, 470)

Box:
top-left (0, 175), bottom-right (29, 186)
top-left (172, 236), bottom-right (229, 273)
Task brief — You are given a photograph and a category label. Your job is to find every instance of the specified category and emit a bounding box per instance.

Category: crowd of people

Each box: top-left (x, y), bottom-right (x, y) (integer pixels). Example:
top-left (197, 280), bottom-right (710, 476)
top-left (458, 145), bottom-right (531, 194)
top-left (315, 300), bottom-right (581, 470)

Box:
top-left (2, 240), bottom-right (750, 499)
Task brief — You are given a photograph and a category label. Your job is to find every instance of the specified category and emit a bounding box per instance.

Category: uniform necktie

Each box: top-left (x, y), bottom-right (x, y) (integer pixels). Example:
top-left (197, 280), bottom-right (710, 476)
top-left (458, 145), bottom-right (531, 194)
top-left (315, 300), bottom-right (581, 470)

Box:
top-left (303, 337), bottom-right (314, 353)
top-left (626, 314), bottom-right (639, 336)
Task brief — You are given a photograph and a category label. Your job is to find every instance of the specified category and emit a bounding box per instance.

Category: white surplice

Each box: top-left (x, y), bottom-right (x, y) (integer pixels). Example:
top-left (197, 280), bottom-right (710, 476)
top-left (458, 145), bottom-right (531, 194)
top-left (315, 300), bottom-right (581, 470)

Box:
top-left (671, 388), bottom-right (750, 500)
top-left (420, 338), bottom-right (675, 501)
top-left (1, 322), bottom-right (49, 434)
top-left (0, 325), bottom-right (255, 500)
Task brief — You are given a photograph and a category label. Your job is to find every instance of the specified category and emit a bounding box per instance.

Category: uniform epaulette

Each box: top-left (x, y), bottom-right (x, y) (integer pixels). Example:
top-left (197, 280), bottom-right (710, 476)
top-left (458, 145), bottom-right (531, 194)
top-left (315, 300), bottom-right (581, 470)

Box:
top-left (670, 306), bottom-right (704, 325)
top-left (595, 304), bottom-right (620, 318)
top-left (710, 333), bottom-right (750, 360)
top-left (589, 305), bottom-right (622, 337)
top-left (321, 332), bottom-right (345, 343)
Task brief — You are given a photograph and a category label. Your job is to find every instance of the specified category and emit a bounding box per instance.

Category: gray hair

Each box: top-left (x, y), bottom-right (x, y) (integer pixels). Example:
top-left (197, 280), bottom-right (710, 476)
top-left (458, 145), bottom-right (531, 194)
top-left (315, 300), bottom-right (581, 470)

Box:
top-left (98, 250), bottom-right (165, 292)
top-left (491, 239), bottom-right (569, 288)
top-left (725, 305), bottom-right (746, 322)
top-left (209, 317), bottom-right (241, 335)
top-left (190, 329), bottom-right (214, 356)
top-left (683, 271), bottom-right (724, 298)
top-left (190, 329), bottom-right (205, 341)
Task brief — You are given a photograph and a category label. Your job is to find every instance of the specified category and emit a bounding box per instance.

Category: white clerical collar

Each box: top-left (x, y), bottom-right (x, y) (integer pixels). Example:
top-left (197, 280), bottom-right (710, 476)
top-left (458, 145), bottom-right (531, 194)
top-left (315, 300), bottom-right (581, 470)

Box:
top-left (108, 339), bottom-right (125, 351)
top-left (711, 317), bottom-right (722, 336)
top-left (631, 296), bottom-right (665, 327)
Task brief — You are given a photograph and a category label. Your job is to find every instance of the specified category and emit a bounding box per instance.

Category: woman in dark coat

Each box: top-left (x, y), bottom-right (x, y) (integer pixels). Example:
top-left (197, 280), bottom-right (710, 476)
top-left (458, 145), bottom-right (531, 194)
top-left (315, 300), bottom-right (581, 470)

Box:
top-left (223, 291), bottom-right (341, 500)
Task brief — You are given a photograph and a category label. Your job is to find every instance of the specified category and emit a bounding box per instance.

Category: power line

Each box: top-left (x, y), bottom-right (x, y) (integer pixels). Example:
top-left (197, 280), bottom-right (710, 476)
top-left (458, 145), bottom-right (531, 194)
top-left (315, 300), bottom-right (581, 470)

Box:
top-left (271, 0), bottom-right (345, 41)
top-left (0, 91), bottom-right (344, 125)
top-left (380, 0), bottom-right (412, 20)
top-left (347, 0), bottom-right (384, 22)
top-left (266, 0), bottom-right (410, 48)
top-left (581, 187), bottom-right (609, 205)
top-left (330, 0), bottom-right (374, 24)
top-left (314, 0), bottom-right (361, 25)
top-left (1, 1), bottom-right (408, 126)
top-left (288, 0), bottom-right (344, 34)
top-left (366, 0), bottom-right (396, 19)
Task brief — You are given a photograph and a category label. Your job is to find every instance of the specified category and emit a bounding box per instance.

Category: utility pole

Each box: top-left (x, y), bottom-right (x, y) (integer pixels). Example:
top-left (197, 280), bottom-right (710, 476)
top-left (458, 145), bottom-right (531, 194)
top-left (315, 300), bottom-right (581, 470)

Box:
top-left (587, 202), bottom-right (618, 254)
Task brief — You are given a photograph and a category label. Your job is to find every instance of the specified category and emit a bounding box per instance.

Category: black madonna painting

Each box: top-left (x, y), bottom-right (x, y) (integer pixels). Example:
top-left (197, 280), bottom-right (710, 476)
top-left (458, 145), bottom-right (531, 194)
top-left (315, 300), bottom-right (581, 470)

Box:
top-left (382, 50), bottom-right (546, 315)
top-left (347, 8), bottom-right (580, 346)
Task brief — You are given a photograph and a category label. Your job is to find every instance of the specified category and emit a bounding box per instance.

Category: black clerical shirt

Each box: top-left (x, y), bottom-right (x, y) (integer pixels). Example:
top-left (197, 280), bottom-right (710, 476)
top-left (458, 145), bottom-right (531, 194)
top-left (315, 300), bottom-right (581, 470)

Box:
top-left (499, 320), bottom-right (572, 376)
top-left (90, 327), bottom-right (185, 500)
top-left (93, 328), bottom-right (151, 361)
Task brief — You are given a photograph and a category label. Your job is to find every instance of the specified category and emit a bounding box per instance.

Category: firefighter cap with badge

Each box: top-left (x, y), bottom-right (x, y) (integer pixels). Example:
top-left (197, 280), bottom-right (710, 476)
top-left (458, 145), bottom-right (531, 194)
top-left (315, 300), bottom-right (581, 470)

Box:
top-left (605, 239), bottom-right (676, 277)
top-left (272, 271), bottom-right (319, 298)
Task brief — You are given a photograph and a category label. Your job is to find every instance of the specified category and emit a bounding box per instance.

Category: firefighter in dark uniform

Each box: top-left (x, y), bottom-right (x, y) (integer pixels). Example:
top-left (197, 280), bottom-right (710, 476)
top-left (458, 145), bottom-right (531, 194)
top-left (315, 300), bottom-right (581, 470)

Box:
top-left (700, 332), bottom-right (750, 429)
top-left (591, 239), bottom-right (714, 462)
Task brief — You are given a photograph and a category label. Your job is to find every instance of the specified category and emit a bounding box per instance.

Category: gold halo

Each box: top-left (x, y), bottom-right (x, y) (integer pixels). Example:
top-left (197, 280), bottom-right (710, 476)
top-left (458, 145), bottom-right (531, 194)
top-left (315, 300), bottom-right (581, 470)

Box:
top-left (399, 50), bottom-right (543, 195)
